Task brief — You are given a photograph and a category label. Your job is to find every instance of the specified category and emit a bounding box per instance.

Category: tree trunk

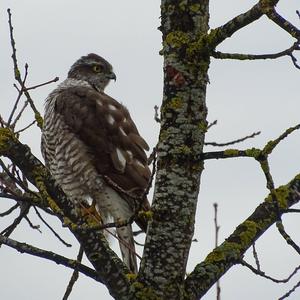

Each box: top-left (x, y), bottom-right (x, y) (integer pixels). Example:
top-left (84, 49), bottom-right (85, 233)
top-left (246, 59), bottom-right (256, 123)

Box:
top-left (131, 1), bottom-right (210, 298)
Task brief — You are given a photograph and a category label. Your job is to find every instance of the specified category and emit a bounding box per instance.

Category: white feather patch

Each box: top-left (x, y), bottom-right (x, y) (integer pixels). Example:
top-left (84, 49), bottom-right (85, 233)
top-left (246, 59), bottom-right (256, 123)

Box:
top-left (127, 150), bottom-right (133, 159)
top-left (85, 195), bottom-right (93, 206)
top-left (108, 104), bottom-right (117, 111)
top-left (107, 114), bottom-right (115, 125)
top-left (135, 159), bottom-right (145, 168)
top-left (119, 127), bottom-right (127, 136)
top-left (116, 148), bottom-right (126, 169)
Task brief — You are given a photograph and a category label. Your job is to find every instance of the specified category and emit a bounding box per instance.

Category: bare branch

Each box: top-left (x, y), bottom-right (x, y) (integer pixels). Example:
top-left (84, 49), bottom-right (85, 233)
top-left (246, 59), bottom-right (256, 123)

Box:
top-left (11, 100), bottom-right (29, 129)
top-left (33, 206), bottom-right (72, 247)
top-left (0, 202), bottom-right (30, 237)
top-left (7, 9), bottom-right (21, 82)
top-left (7, 9), bottom-right (43, 129)
top-left (205, 131), bottom-right (260, 147)
top-left (184, 174), bottom-right (300, 299)
top-left (285, 208), bottom-right (300, 213)
top-left (0, 203), bottom-right (19, 217)
top-left (206, 0), bottom-right (279, 49)
top-left (276, 221), bottom-right (300, 255)
top-left (15, 120), bottom-right (36, 134)
top-left (0, 115), bottom-right (6, 127)
top-left (213, 203), bottom-right (221, 300)
top-left (241, 260), bottom-right (300, 283)
top-left (212, 41), bottom-right (300, 69)
top-left (279, 280), bottom-right (300, 300)
top-left (25, 77), bottom-right (59, 91)
top-left (262, 124), bottom-right (300, 155)
top-left (203, 124), bottom-right (300, 160)
top-left (290, 52), bottom-right (300, 70)
top-left (154, 105), bottom-right (161, 123)
top-left (265, 7), bottom-right (300, 40)
top-left (62, 246), bottom-right (84, 300)
top-left (207, 120), bottom-right (217, 130)
top-left (0, 234), bottom-right (101, 283)
top-left (24, 215), bottom-right (42, 233)
top-left (0, 159), bottom-right (31, 193)
top-left (7, 64), bottom-right (29, 127)
top-left (252, 243), bottom-right (261, 271)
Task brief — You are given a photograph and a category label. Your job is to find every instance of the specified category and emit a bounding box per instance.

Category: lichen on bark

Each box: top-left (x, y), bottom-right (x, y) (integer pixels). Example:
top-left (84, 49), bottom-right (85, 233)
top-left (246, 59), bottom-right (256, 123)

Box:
top-left (135, 1), bottom-right (210, 299)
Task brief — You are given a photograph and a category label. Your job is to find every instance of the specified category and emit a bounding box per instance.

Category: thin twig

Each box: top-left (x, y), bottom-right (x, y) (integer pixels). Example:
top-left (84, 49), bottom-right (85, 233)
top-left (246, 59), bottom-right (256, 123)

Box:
top-left (7, 9), bottom-right (21, 81)
top-left (285, 208), bottom-right (300, 213)
top-left (0, 159), bottom-right (31, 193)
top-left (207, 120), bottom-right (217, 130)
top-left (62, 246), bottom-right (84, 300)
top-left (205, 131), bottom-right (260, 147)
top-left (262, 124), bottom-right (300, 155)
top-left (15, 120), bottom-right (36, 134)
top-left (33, 207), bottom-right (72, 247)
top-left (203, 124), bottom-right (300, 160)
top-left (0, 114), bottom-right (6, 127)
top-left (0, 202), bottom-right (30, 237)
top-left (0, 192), bottom-right (28, 202)
top-left (24, 215), bottom-right (42, 233)
top-left (11, 100), bottom-right (30, 129)
top-left (7, 9), bottom-right (43, 129)
top-left (278, 280), bottom-right (300, 300)
top-left (25, 77), bottom-right (59, 91)
top-left (265, 7), bottom-right (300, 40)
top-left (212, 42), bottom-right (300, 62)
top-left (0, 203), bottom-right (19, 217)
top-left (134, 239), bottom-right (145, 246)
top-left (154, 105), bottom-right (161, 123)
top-left (7, 64), bottom-right (28, 127)
top-left (252, 243), bottom-right (260, 271)
top-left (213, 203), bottom-right (221, 300)
top-left (12, 165), bottom-right (26, 190)
top-left (241, 260), bottom-right (300, 283)
top-left (133, 230), bottom-right (143, 237)
top-left (290, 52), bottom-right (300, 70)
top-left (277, 221), bottom-right (300, 255)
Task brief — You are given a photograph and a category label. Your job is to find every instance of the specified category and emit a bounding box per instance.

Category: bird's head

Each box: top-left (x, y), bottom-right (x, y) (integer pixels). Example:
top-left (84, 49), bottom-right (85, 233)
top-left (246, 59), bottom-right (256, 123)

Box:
top-left (68, 53), bottom-right (116, 91)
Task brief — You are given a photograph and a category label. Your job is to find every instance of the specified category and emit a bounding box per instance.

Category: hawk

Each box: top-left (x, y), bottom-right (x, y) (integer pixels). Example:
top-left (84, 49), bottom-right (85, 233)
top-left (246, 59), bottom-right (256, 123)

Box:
top-left (41, 53), bottom-right (151, 273)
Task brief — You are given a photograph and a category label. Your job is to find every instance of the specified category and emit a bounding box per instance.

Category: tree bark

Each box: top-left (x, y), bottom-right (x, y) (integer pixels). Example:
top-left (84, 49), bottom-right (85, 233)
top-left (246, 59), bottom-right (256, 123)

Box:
top-left (133, 1), bottom-right (210, 299)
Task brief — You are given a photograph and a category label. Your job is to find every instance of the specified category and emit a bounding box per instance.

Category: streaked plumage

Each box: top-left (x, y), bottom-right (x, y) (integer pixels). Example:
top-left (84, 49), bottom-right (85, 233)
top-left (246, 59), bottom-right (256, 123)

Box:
top-left (41, 53), bottom-right (150, 273)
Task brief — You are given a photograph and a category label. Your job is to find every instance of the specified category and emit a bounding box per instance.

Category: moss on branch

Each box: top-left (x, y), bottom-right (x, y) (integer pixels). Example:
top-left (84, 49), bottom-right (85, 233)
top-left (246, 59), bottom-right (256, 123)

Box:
top-left (184, 175), bottom-right (300, 299)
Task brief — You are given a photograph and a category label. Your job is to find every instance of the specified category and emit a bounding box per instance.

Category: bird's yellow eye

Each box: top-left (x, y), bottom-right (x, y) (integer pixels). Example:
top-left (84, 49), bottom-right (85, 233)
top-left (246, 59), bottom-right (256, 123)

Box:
top-left (92, 65), bottom-right (102, 73)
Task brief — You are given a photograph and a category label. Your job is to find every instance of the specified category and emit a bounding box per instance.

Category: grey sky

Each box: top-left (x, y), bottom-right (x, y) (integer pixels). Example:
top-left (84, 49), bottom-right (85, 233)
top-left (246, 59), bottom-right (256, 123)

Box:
top-left (1, 1), bottom-right (299, 299)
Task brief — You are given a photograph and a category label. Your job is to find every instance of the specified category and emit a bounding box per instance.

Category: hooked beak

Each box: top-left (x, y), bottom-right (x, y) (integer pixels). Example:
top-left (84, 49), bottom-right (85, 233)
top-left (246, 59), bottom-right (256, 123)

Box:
top-left (107, 72), bottom-right (116, 81)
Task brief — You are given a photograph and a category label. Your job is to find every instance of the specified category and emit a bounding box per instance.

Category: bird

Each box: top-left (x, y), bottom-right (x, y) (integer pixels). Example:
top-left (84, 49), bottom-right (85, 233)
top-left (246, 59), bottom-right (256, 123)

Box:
top-left (41, 53), bottom-right (151, 273)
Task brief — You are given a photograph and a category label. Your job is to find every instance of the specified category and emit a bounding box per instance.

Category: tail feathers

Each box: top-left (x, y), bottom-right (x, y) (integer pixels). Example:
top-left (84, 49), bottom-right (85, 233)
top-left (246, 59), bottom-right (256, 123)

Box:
top-left (116, 224), bottom-right (137, 273)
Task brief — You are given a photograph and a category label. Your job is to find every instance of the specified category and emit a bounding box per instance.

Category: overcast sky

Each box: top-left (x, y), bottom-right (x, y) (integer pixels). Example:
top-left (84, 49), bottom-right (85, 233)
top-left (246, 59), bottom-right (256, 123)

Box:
top-left (1, 1), bottom-right (300, 299)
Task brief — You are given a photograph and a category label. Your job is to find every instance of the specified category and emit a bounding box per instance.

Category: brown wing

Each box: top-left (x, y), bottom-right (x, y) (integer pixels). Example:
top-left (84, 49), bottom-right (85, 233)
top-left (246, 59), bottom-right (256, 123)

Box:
top-left (54, 86), bottom-right (151, 199)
